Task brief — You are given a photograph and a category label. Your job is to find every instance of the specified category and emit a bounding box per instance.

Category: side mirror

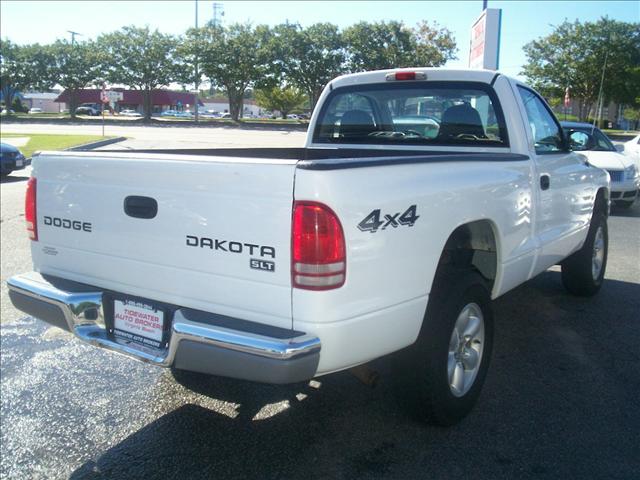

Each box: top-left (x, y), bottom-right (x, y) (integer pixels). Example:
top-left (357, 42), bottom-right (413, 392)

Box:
top-left (568, 130), bottom-right (594, 151)
top-left (615, 144), bottom-right (624, 153)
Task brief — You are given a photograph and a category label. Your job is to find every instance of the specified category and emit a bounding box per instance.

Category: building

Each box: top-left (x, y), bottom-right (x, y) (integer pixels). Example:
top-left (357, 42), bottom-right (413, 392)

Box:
top-left (201, 96), bottom-right (264, 117)
top-left (23, 92), bottom-right (63, 113)
top-left (554, 99), bottom-right (633, 130)
top-left (54, 89), bottom-right (203, 114)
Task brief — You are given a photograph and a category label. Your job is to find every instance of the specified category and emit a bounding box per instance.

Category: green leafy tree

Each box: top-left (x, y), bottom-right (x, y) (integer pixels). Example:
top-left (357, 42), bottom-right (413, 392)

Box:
top-left (343, 21), bottom-right (457, 72)
top-left (98, 26), bottom-right (180, 120)
top-left (1, 39), bottom-right (55, 114)
top-left (522, 18), bottom-right (640, 121)
top-left (49, 40), bottom-right (104, 118)
top-left (268, 23), bottom-right (346, 109)
top-left (185, 24), bottom-right (270, 120)
top-left (255, 86), bottom-right (306, 118)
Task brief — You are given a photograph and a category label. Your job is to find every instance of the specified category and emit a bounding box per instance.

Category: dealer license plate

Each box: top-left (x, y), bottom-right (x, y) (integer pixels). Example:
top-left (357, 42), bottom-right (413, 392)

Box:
top-left (113, 298), bottom-right (165, 348)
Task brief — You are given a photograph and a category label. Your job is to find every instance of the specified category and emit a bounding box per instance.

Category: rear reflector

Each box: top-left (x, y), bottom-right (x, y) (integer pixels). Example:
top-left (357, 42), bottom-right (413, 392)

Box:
top-left (292, 201), bottom-right (346, 290)
top-left (385, 71), bottom-right (427, 81)
top-left (25, 177), bottom-right (37, 241)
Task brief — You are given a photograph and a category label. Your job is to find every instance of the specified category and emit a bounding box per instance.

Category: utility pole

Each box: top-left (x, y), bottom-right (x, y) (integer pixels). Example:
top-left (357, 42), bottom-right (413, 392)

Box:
top-left (194, 0), bottom-right (199, 122)
top-left (212, 2), bottom-right (224, 28)
top-left (482, 0), bottom-right (488, 9)
top-left (67, 30), bottom-right (82, 45)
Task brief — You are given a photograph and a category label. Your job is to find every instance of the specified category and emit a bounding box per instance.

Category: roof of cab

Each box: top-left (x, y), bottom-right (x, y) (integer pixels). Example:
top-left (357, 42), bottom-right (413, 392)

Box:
top-left (329, 68), bottom-right (504, 89)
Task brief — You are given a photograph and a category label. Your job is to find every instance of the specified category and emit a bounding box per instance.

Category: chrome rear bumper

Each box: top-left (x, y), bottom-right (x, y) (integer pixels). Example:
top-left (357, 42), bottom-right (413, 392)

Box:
top-left (7, 272), bottom-right (320, 384)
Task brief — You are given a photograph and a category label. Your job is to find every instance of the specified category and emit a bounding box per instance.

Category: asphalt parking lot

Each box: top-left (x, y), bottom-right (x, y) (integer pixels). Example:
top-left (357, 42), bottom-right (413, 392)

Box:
top-left (1, 131), bottom-right (639, 480)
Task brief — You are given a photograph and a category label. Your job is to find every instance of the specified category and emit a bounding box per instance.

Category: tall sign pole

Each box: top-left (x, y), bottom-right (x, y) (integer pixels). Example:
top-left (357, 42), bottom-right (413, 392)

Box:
top-left (194, 0), bottom-right (199, 123)
top-left (100, 85), bottom-right (109, 137)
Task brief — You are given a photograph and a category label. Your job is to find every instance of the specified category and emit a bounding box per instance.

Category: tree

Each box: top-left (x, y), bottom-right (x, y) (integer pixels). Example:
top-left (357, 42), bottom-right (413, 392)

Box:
top-left (98, 26), bottom-right (180, 120)
top-left (185, 24), bottom-right (269, 120)
top-left (343, 21), bottom-right (457, 72)
top-left (268, 23), bottom-right (346, 109)
top-left (1, 40), bottom-right (55, 113)
top-left (255, 86), bottom-right (306, 118)
top-left (49, 40), bottom-right (104, 119)
top-left (522, 18), bottom-right (640, 121)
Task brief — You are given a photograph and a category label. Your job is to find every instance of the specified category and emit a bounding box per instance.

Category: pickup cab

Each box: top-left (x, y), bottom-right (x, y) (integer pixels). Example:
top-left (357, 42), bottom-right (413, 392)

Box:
top-left (8, 68), bottom-right (610, 425)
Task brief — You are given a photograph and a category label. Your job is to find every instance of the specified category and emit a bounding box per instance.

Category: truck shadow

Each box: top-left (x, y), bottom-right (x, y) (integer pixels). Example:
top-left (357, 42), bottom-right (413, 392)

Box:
top-left (69, 272), bottom-right (640, 480)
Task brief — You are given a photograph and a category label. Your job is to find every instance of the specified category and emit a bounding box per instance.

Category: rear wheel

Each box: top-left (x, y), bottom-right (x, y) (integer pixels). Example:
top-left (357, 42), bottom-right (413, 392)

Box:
top-left (393, 268), bottom-right (493, 426)
top-left (561, 213), bottom-right (608, 296)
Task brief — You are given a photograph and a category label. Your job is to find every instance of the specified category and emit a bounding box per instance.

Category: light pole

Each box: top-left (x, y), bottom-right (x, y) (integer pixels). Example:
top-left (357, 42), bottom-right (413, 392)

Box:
top-left (67, 30), bottom-right (82, 45)
top-left (194, 0), bottom-right (199, 122)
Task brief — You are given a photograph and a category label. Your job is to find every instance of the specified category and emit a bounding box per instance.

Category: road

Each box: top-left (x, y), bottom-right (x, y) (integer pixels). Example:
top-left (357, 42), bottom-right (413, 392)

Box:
top-left (1, 129), bottom-right (639, 479)
top-left (0, 122), bottom-right (307, 150)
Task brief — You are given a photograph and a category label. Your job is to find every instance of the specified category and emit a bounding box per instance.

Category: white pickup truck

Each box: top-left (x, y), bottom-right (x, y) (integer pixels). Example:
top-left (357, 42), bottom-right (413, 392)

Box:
top-left (8, 68), bottom-right (610, 425)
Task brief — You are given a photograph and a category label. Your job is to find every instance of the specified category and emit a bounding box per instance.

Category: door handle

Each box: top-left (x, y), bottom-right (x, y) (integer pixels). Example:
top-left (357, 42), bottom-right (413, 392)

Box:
top-left (540, 174), bottom-right (550, 191)
top-left (124, 196), bottom-right (158, 219)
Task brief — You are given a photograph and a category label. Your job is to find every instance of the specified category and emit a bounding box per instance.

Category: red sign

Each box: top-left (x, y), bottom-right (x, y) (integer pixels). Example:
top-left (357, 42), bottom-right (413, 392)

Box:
top-left (100, 88), bottom-right (109, 104)
top-left (564, 87), bottom-right (571, 108)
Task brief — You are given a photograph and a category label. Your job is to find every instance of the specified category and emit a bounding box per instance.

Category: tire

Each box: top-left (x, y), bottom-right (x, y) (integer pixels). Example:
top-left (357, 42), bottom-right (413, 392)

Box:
top-left (614, 200), bottom-right (634, 210)
top-left (393, 268), bottom-right (493, 426)
top-left (561, 212), bottom-right (608, 296)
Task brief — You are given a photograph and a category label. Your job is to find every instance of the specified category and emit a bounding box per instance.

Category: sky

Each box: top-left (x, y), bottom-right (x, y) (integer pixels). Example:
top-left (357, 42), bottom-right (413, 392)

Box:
top-left (1, 0), bottom-right (637, 80)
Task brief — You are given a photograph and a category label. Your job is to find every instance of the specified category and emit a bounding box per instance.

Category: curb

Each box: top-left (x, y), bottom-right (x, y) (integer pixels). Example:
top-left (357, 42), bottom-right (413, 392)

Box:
top-left (67, 136), bottom-right (128, 151)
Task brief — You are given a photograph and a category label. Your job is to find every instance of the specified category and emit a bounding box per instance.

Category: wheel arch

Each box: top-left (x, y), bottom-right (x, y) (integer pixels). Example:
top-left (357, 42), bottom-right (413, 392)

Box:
top-left (433, 219), bottom-right (502, 297)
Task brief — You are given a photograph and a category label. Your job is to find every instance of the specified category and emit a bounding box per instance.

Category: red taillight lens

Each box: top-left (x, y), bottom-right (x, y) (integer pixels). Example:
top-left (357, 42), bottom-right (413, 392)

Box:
top-left (25, 177), bottom-right (37, 241)
top-left (395, 71), bottom-right (416, 81)
top-left (385, 71), bottom-right (427, 81)
top-left (292, 201), bottom-right (346, 290)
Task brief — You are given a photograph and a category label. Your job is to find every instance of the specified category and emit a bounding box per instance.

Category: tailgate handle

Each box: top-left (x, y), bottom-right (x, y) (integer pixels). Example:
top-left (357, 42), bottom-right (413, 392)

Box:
top-left (124, 196), bottom-right (158, 219)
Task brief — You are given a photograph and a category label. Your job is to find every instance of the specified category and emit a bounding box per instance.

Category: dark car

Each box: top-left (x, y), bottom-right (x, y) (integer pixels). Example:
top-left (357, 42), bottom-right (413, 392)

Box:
top-left (0, 143), bottom-right (29, 177)
top-left (75, 106), bottom-right (100, 116)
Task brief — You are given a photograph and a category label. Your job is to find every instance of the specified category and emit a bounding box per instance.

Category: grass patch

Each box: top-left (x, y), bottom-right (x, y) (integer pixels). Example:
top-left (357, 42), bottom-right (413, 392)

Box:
top-left (0, 133), bottom-right (112, 158)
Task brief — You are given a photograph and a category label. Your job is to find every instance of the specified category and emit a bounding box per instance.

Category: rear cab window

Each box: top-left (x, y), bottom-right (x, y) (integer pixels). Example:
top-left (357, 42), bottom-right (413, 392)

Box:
top-left (313, 82), bottom-right (509, 148)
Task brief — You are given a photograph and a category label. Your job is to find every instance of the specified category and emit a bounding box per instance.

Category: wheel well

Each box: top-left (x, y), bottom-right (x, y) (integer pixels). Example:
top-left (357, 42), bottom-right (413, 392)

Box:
top-left (438, 220), bottom-right (498, 290)
top-left (594, 188), bottom-right (609, 217)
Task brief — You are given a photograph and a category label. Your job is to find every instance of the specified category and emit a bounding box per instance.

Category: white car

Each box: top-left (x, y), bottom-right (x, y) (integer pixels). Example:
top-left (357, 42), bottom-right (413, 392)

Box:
top-left (562, 122), bottom-right (639, 209)
top-left (28, 107), bottom-right (43, 114)
top-left (9, 68), bottom-right (611, 425)
top-left (621, 133), bottom-right (640, 167)
top-left (120, 109), bottom-right (142, 117)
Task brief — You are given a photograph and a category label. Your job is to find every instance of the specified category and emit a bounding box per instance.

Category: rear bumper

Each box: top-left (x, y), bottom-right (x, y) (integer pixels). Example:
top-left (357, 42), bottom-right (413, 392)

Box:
top-left (7, 272), bottom-right (320, 384)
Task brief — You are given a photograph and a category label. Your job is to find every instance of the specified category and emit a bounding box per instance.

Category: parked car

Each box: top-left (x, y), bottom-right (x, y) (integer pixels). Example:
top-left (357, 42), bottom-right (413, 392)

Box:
top-left (28, 107), bottom-right (44, 114)
top-left (174, 111), bottom-right (194, 118)
top-left (75, 106), bottom-right (99, 116)
top-left (0, 143), bottom-right (29, 177)
top-left (562, 121), bottom-right (639, 209)
top-left (621, 133), bottom-right (640, 166)
top-left (9, 68), bottom-right (612, 426)
top-left (120, 109), bottom-right (142, 117)
top-left (220, 112), bottom-right (232, 119)
top-left (1, 109), bottom-right (16, 114)
top-left (160, 110), bottom-right (178, 117)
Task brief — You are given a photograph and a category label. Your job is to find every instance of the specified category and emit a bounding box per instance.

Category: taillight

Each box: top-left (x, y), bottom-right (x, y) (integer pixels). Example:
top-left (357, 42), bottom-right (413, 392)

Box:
top-left (292, 201), bottom-right (346, 290)
top-left (25, 177), bottom-right (37, 241)
top-left (385, 71), bottom-right (427, 81)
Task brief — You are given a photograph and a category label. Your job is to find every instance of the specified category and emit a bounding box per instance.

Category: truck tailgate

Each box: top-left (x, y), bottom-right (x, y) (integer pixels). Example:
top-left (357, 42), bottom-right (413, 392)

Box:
top-left (31, 152), bottom-right (297, 329)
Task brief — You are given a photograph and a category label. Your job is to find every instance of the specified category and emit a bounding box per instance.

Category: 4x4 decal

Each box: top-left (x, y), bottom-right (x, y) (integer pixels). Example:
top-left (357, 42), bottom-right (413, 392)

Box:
top-left (358, 205), bottom-right (419, 233)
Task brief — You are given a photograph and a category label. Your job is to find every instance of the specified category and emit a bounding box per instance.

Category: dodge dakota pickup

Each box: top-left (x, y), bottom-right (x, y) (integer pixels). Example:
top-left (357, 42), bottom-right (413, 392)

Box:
top-left (8, 68), bottom-right (610, 425)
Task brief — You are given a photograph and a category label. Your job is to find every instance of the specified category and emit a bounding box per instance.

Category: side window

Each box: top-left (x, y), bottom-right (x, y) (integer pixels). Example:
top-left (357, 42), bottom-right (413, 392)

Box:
top-left (517, 86), bottom-right (564, 154)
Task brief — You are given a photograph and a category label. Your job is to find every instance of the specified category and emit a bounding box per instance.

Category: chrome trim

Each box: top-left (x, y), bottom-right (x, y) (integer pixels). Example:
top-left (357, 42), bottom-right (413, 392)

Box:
top-left (7, 272), bottom-right (321, 367)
